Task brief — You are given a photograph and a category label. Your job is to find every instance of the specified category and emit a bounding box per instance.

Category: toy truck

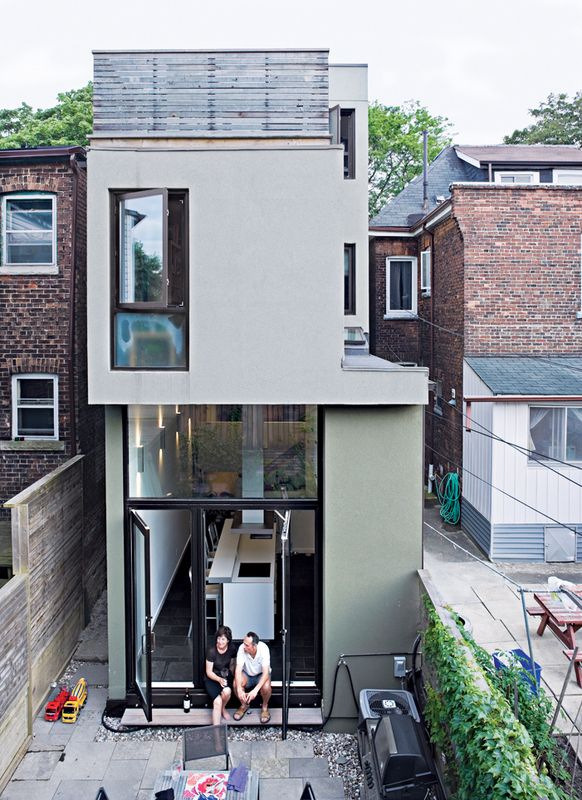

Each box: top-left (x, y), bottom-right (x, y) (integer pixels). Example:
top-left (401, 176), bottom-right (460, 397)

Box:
top-left (61, 678), bottom-right (88, 723)
top-left (44, 687), bottom-right (70, 721)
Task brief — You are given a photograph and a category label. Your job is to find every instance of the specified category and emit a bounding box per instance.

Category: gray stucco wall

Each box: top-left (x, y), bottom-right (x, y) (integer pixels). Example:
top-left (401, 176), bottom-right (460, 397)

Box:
top-left (322, 406), bottom-right (424, 728)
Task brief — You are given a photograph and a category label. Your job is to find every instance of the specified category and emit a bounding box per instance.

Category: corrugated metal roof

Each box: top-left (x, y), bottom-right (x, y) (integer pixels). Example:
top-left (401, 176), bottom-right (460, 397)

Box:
top-left (466, 356), bottom-right (582, 395)
top-left (456, 144), bottom-right (582, 166)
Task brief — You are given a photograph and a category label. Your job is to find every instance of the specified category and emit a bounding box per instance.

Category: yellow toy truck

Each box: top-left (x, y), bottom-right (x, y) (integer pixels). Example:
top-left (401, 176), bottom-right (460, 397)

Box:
top-left (61, 678), bottom-right (87, 723)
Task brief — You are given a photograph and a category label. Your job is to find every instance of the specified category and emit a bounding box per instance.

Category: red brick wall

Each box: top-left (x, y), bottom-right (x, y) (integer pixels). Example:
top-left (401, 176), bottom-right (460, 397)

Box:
top-left (453, 185), bottom-right (582, 355)
top-left (369, 236), bottom-right (420, 363)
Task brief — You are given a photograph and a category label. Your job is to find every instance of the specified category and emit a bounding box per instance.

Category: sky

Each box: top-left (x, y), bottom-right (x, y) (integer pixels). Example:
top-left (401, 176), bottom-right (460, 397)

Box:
top-left (1, 0), bottom-right (580, 143)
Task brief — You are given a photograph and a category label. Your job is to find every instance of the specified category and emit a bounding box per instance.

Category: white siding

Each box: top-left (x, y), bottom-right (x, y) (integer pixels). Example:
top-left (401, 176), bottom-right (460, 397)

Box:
top-left (491, 403), bottom-right (582, 527)
top-left (462, 363), bottom-right (493, 520)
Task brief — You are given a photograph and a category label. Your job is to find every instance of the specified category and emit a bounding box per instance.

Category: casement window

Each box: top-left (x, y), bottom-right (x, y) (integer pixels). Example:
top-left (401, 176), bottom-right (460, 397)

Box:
top-left (1, 193), bottom-right (57, 273)
top-left (12, 375), bottom-right (58, 439)
top-left (494, 171), bottom-right (539, 184)
top-left (529, 406), bottom-right (582, 462)
top-left (433, 379), bottom-right (443, 416)
top-left (385, 257), bottom-right (417, 317)
top-left (112, 189), bottom-right (188, 369)
top-left (553, 170), bottom-right (582, 185)
top-left (329, 107), bottom-right (355, 179)
top-left (421, 249), bottom-right (431, 296)
top-left (344, 244), bottom-right (356, 315)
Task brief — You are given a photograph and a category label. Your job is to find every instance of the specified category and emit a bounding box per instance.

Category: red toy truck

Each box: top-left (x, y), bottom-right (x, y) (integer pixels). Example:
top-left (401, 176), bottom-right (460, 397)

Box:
top-left (44, 687), bottom-right (70, 721)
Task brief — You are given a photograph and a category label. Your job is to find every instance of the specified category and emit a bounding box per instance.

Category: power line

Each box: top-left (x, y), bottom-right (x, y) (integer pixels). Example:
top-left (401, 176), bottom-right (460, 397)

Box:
top-left (402, 310), bottom-right (464, 338)
top-left (426, 443), bottom-right (582, 541)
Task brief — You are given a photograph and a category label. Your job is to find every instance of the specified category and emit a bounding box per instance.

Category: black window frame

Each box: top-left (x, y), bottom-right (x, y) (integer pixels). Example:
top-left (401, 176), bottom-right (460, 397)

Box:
top-left (111, 188), bottom-right (189, 371)
top-left (340, 109), bottom-right (355, 180)
top-left (344, 244), bottom-right (356, 315)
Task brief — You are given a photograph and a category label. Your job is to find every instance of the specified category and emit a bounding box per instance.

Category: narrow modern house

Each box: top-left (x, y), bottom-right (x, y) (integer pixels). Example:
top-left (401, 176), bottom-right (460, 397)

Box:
top-left (369, 144), bottom-right (582, 563)
top-left (87, 49), bottom-right (428, 727)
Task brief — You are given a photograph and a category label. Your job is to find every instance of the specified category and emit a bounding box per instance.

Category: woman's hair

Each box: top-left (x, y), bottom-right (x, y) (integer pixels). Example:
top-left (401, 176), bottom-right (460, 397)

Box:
top-left (215, 625), bottom-right (232, 644)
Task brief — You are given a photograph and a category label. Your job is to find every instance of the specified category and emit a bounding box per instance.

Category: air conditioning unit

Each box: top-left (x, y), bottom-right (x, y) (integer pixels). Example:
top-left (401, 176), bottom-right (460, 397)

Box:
top-left (359, 690), bottom-right (420, 723)
top-left (358, 690), bottom-right (439, 800)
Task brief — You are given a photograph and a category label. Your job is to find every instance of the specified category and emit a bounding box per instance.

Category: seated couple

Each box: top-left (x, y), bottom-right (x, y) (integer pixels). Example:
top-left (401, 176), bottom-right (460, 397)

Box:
top-left (205, 627), bottom-right (272, 725)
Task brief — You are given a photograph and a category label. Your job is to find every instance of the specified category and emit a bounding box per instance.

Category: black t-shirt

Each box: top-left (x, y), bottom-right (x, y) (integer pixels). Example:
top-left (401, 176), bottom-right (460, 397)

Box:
top-left (206, 642), bottom-right (237, 678)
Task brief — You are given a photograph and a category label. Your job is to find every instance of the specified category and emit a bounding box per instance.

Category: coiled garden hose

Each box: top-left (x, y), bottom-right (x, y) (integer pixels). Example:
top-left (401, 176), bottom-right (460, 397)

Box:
top-left (435, 471), bottom-right (460, 525)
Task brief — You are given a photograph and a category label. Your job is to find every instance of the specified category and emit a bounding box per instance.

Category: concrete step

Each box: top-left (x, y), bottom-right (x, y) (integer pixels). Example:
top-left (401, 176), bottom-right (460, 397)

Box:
top-left (121, 706), bottom-right (323, 727)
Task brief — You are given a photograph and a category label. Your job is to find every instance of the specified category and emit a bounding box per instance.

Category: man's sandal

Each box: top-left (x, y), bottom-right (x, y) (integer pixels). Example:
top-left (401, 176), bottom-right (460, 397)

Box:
top-left (260, 708), bottom-right (271, 724)
top-left (233, 704), bottom-right (249, 721)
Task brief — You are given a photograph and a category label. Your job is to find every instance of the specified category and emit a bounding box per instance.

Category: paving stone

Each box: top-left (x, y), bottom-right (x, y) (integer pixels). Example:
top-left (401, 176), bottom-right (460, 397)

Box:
top-left (251, 757), bottom-right (289, 778)
top-left (84, 687), bottom-right (109, 711)
top-left (276, 740), bottom-right (314, 759)
top-left (68, 723), bottom-right (102, 744)
top-left (112, 741), bottom-right (154, 760)
top-left (12, 750), bottom-right (62, 781)
top-left (228, 740), bottom-right (252, 767)
top-left (289, 757), bottom-right (329, 778)
top-left (67, 663), bottom-right (109, 686)
top-left (51, 740), bottom-right (115, 781)
top-left (0, 779), bottom-right (60, 800)
top-left (258, 777), bottom-right (305, 800)
top-left (250, 740), bottom-right (277, 759)
top-left (51, 780), bottom-right (101, 800)
top-left (102, 758), bottom-right (147, 789)
top-left (306, 777), bottom-right (346, 798)
top-left (37, 729), bottom-right (74, 746)
top-left (140, 741), bottom-right (178, 789)
top-left (28, 741), bottom-right (65, 753)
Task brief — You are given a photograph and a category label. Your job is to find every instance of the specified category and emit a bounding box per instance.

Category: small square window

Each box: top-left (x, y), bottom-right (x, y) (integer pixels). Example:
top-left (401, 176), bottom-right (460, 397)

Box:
top-left (1, 194), bottom-right (56, 272)
top-left (494, 172), bottom-right (539, 184)
top-left (12, 375), bottom-right (58, 439)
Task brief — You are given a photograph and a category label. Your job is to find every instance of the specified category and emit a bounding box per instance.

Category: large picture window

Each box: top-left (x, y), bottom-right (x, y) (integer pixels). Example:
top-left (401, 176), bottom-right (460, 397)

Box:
top-left (113, 189), bottom-right (188, 369)
top-left (529, 406), bottom-right (582, 462)
top-left (385, 257), bottom-right (417, 317)
top-left (12, 375), bottom-right (58, 439)
top-left (1, 194), bottom-right (56, 271)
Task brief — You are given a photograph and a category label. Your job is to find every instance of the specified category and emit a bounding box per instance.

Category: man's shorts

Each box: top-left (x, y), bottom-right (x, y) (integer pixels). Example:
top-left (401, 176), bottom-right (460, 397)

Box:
top-left (243, 669), bottom-right (270, 690)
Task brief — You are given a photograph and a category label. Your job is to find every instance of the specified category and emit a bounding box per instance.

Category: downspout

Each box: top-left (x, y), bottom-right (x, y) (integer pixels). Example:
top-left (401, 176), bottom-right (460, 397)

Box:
top-left (488, 162), bottom-right (493, 182)
top-left (67, 154), bottom-right (80, 456)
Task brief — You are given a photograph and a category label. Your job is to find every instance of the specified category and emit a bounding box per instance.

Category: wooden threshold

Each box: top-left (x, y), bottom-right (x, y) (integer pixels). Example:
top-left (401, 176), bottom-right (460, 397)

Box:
top-left (121, 706), bottom-right (323, 727)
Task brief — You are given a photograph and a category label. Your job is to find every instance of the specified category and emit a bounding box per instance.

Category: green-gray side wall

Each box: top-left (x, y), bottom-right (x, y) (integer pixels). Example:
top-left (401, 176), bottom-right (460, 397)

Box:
top-left (322, 406), bottom-right (423, 728)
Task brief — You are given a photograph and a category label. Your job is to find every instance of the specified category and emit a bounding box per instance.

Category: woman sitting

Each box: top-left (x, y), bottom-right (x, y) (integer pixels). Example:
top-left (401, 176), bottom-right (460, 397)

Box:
top-left (204, 625), bottom-right (237, 725)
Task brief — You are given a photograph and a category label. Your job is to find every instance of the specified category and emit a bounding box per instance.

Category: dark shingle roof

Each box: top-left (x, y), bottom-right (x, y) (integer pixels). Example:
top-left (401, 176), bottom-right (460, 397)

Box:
top-left (456, 144), bottom-right (582, 166)
top-left (370, 146), bottom-right (485, 227)
top-left (466, 356), bottom-right (582, 395)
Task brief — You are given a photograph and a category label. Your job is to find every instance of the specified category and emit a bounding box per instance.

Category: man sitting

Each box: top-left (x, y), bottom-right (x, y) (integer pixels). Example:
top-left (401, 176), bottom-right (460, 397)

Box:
top-left (233, 631), bottom-right (272, 724)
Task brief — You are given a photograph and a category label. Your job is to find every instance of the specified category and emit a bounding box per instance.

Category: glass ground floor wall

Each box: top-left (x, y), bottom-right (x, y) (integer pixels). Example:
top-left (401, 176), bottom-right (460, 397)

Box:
top-left (128, 405), bottom-right (317, 500)
top-left (131, 506), bottom-right (318, 693)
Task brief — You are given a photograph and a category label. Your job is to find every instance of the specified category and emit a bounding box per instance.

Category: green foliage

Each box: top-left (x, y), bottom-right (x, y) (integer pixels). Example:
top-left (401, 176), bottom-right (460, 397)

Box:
top-left (423, 600), bottom-right (564, 800)
top-left (133, 241), bottom-right (163, 302)
top-left (0, 83), bottom-right (93, 149)
top-left (504, 92), bottom-right (582, 146)
top-left (368, 100), bottom-right (452, 217)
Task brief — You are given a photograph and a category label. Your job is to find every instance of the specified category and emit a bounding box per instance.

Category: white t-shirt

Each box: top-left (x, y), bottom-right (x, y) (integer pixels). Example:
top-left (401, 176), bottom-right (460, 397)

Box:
top-left (236, 641), bottom-right (270, 676)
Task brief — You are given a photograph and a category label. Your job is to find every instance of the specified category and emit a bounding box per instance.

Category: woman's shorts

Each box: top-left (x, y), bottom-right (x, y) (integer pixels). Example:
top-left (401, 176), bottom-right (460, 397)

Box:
top-left (204, 674), bottom-right (233, 701)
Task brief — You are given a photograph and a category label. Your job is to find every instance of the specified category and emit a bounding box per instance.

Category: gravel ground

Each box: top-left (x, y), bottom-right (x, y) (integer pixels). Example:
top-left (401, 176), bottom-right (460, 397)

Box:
top-left (96, 718), bottom-right (362, 798)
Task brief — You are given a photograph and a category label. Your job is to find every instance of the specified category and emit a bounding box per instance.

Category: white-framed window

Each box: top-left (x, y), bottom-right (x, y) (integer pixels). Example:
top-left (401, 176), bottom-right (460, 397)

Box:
top-left (385, 257), bottom-right (417, 317)
top-left (529, 405), bottom-right (582, 462)
top-left (12, 375), bottom-right (58, 440)
top-left (421, 249), bottom-right (431, 296)
top-left (494, 171), bottom-right (539, 185)
top-left (553, 169), bottom-right (582, 185)
top-left (1, 193), bottom-right (57, 273)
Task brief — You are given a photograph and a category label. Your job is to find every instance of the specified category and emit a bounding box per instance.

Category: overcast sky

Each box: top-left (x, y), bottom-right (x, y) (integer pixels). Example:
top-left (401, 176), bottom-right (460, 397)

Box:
top-left (1, 0), bottom-right (580, 143)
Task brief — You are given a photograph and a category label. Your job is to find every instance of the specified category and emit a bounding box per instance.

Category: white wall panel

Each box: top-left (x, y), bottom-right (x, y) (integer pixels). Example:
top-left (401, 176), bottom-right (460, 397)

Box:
top-left (462, 364), bottom-right (493, 520)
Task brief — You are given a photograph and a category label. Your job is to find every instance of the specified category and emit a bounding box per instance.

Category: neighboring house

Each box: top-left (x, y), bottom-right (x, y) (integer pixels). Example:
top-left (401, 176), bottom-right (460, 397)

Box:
top-left (87, 49), bottom-right (428, 725)
top-left (0, 146), bottom-right (105, 609)
top-left (369, 144), bottom-right (582, 562)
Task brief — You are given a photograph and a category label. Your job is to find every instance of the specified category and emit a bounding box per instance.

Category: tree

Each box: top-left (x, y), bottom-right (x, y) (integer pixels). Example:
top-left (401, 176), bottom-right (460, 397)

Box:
top-left (0, 83), bottom-right (93, 149)
top-left (504, 92), bottom-right (582, 146)
top-left (368, 100), bottom-right (452, 217)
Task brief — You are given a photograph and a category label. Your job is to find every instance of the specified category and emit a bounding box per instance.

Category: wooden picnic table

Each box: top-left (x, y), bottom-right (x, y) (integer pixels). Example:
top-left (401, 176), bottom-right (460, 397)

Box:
top-left (532, 590), bottom-right (582, 649)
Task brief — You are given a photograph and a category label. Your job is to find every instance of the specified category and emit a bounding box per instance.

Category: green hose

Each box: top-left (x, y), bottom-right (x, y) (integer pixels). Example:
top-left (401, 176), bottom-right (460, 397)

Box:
top-left (435, 471), bottom-right (461, 525)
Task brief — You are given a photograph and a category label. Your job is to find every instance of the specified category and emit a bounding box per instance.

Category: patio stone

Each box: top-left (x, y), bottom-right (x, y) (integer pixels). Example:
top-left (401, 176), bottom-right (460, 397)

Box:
top-left (0, 779), bottom-right (60, 800)
top-left (289, 757), bottom-right (329, 778)
top-left (251, 756), bottom-right (289, 778)
top-left (112, 741), bottom-right (154, 760)
top-left (259, 777), bottom-right (304, 800)
top-left (51, 740), bottom-right (115, 781)
top-left (307, 777), bottom-right (346, 798)
top-left (12, 750), bottom-right (62, 781)
top-left (228, 740), bottom-right (252, 767)
top-left (102, 758), bottom-right (147, 789)
top-left (250, 740), bottom-right (277, 759)
top-left (276, 740), bottom-right (314, 759)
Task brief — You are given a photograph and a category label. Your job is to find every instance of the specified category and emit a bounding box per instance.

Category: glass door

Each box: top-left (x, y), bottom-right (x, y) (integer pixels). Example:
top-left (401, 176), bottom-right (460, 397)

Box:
top-left (130, 509), bottom-right (153, 721)
top-left (277, 509), bottom-right (292, 738)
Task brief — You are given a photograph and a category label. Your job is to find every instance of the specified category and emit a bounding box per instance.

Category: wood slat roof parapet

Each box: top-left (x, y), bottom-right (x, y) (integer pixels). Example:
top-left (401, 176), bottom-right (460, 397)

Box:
top-left (93, 49), bottom-right (331, 137)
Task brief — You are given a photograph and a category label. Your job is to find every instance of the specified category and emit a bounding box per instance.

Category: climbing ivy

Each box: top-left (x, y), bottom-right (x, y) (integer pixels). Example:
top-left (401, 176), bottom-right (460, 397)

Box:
top-left (422, 599), bottom-right (565, 800)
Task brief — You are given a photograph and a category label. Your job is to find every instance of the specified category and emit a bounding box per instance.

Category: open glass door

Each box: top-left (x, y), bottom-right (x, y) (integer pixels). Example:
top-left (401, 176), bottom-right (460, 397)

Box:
top-left (131, 509), bottom-right (153, 722)
top-left (277, 509), bottom-right (292, 739)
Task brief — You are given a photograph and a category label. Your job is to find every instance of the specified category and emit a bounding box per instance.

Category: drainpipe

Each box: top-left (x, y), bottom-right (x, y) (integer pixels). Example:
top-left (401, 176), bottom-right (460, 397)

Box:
top-left (67, 154), bottom-right (81, 456)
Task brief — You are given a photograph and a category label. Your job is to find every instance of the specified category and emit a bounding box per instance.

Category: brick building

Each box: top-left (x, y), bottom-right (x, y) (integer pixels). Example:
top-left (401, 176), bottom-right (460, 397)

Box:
top-left (370, 145), bottom-right (582, 561)
top-left (0, 146), bottom-right (105, 606)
